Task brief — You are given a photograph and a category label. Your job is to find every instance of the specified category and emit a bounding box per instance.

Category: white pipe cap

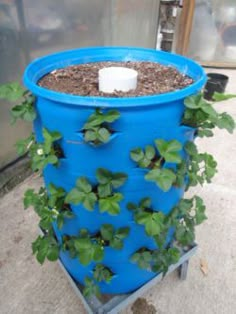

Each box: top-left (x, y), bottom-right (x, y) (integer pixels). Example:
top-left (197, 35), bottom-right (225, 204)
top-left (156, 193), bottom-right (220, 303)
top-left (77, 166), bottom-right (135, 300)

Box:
top-left (98, 67), bottom-right (138, 93)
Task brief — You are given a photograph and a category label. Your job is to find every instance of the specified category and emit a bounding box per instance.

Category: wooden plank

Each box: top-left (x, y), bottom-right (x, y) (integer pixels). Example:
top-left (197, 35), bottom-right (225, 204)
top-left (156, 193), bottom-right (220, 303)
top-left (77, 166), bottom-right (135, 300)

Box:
top-left (175, 0), bottom-right (195, 55)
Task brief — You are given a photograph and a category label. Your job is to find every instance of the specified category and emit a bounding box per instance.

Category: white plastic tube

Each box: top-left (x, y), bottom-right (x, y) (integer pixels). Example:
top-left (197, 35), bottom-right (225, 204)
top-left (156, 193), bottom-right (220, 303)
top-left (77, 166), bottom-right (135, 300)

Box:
top-left (98, 67), bottom-right (138, 93)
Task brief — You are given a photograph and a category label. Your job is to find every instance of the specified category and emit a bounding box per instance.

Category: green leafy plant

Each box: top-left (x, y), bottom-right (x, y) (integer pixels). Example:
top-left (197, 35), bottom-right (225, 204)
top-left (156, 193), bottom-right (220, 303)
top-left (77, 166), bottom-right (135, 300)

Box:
top-left (65, 168), bottom-right (127, 215)
top-left (130, 195), bottom-right (206, 273)
top-left (16, 128), bottom-right (63, 171)
top-left (93, 264), bottom-right (114, 283)
top-left (24, 183), bottom-right (74, 230)
top-left (100, 224), bottom-right (130, 249)
top-left (169, 196), bottom-right (207, 246)
top-left (63, 224), bottom-right (130, 265)
top-left (32, 231), bottom-right (60, 264)
top-left (127, 198), bottom-right (165, 237)
top-left (182, 93), bottom-right (235, 137)
top-left (0, 82), bottom-right (36, 123)
top-left (131, 249), bottom-right (153, 269)
top-left (130, 139), bottom-right (183, 191)
top-left (83, 277), bottom-right (100, 298)
top-left (82, 108), bottom-right (120, 145)
top-left (63, 229), bottom-right (104, 265)
top-left (175, 141), bottom-right (218, 190)
top-left (131, 246), bottom-right (180, 274)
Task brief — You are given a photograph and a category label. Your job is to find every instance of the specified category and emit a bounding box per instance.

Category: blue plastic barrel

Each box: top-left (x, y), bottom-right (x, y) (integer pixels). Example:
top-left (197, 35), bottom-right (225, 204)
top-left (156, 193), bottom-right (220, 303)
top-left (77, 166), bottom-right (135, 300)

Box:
top-left (24, 47), bottom-right (206, 293)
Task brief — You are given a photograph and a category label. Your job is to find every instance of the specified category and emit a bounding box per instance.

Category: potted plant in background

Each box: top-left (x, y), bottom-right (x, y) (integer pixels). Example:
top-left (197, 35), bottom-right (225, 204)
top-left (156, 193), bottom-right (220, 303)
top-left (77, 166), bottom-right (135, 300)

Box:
top-left (0, 47), bottom-right (235, 297)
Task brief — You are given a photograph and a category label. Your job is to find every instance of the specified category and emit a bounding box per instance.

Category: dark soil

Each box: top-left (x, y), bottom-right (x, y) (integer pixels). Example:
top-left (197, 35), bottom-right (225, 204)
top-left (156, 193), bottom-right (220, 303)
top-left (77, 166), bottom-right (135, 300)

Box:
top-left (131, 298), bottom-right (157, 314)
top-left (38, 61), bottom-right (194, 97)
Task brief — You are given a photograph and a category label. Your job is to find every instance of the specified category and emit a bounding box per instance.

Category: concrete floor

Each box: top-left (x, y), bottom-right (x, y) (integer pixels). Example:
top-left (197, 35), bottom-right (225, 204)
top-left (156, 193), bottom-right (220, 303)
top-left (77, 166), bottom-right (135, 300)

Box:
top-left (0, 69), bottom-right (236, 314)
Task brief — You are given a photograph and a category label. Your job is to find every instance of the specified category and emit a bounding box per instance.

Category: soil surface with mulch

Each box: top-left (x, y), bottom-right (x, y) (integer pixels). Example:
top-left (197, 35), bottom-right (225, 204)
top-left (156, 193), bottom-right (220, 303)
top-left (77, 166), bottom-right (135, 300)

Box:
top-left (38, 61), bottom-right (194, 97)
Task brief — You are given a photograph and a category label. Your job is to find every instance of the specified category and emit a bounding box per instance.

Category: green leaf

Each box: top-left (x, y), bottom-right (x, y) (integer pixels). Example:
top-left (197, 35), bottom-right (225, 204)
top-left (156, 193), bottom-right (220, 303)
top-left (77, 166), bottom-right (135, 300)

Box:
top-left (111, 172), bottom-right (128, 188)
top-left (184, 94), bottom-right (202, 109)
top-left (96, 168), bottom-right (112, 184)
top-left (47, 246), bottom-right (59, 261)
top-left (131, 251), bottom-right (152, 269)
top-left (135, 211), bottom-right (150, 224)
top-left (93, 264), bottom-right (113, 283)
top-left (115, 227), bottom-right (130, 240)
top-left (216, 112), bottom-right (235, 134)
top-left (0, 82), bottom-right (25, 101)
top-left (145, 168), bottom-right (176, 192)
top-left (42, 128), bottom-right (62, 142)
top-left (79, 249), bottom-right (94, 265)
top-left (127, 202), bottom-right (137, 210)
top-left (65, 188), bottom-right (83, 204)
top-left (93, 245), bottom-right (104, 262)
top-left (184, 141), bottom-right (198, 156)
top-left (97, 127), bottom-right (110, 143)
top-left (145, 212), bottom-right (165, 236)
top-left (99, 193), bottom-right (123, 215)
top-left (84, 129), bottom-right (97, 142)
top-left (175, 225), bottom-right (195, 246)
top-left (84, 111), bottom-right (105, 128)
top-left (46, 155), bottom-right (58, 165)
top-left (201, 103), bottom-right (217, 118)
top-left (57, 215), bottom-right (64, 230)
top-left (155, 139), bottom-right (182, 163)
top-left (135, 211), bottom-right (165, 236)
top-left (83, 277), bottom-right (101, 298)
top-left (145, 145), bottom-right (156, 160)
top-left (140, 197), bottom-right (151, 209)
top-left (22, 105), bottom-right (36, 121)
top-left (76, 177), bottom-right (93, 193)
top-left (197, 129), bottom-right (214, 137)
top-left (104, 110), bottom-right (120, 122)
top-left (110, 238), bottom-right (123, 249)
top-left (97, 183), bottom-right (112, 198)
top-left (130, 148), bottom-right (144, 162)
top-left (100, 224), bottom-right (114, 241)
top-left (24, 189), bottom-right (37, 209)
top-left (212, 92), bottom-right (236, 102)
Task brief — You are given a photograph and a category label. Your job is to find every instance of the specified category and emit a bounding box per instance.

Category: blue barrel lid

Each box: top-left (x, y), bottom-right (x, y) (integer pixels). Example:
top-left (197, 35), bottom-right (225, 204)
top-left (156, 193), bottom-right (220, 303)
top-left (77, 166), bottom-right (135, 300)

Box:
top-left (23, 46), bottom-right (206, 108)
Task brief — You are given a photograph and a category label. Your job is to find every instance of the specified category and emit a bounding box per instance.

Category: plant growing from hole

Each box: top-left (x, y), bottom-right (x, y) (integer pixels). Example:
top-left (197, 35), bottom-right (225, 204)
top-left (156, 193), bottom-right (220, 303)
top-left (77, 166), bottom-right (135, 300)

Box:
top-left (24, 183), bottom-right (74, 231)
top-left (131, 246), bottom-right (180, 274)
top-left (62, 225), bottom-right (130, 266)
top-left (0, 82), bottom-right (36, 123)
top-left (32, 230), bottom-right (60, 265)
top-left (83, 264), bottom-right (115, 297)
top-left (130, 195), bottom-right (207, 273)
top-left (182, 92), bottom-right (235, 137)
top-left (127, 198), bottom-right (165, 237)
top-left (175, 141), bottom-right (218, 190)
top-left (130, 139), bottom-right (183, 192)
top-left (82, 108), bottom-right (120, 145)
top-left (15, 128), bottom-right (63, 171)
top-left (65, 168), bottom-right (127, 215)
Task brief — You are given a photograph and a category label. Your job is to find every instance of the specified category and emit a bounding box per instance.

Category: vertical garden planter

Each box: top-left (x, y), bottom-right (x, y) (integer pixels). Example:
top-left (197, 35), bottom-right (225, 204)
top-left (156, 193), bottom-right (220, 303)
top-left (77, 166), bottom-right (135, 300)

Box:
top-left (23, 47), bottom-right (206, 294)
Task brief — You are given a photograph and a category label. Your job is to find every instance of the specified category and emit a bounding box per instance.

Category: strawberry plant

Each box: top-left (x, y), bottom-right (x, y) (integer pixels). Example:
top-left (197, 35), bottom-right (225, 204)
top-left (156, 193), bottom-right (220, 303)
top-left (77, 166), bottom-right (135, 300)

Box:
top-left (130, 195), bottom-right (207, 272)
top-left (82, 108), bottom-right (120, 145)
top-left (16, 128), bottom-right (63, 171)
top-left (0, 82), bottom-right (36, 123)
top-left (131, 246), bottom-right (180, 274)
top-left (65, 168), bottom-right (127, 215)
top-left (93, 264), bottom-right (114, 283)
top-left (24, 184), bottom-right (74, 230)
top-left (182, 92), bottom-right (235, 137)
top-left (62, 224), bottom-right (130, 265)
top-left (127, 198), bottom-right (165, 237)
top-left (130, 139), bottom-right (182, 191)
top-left (32, 231), bottom-right (60, 264)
